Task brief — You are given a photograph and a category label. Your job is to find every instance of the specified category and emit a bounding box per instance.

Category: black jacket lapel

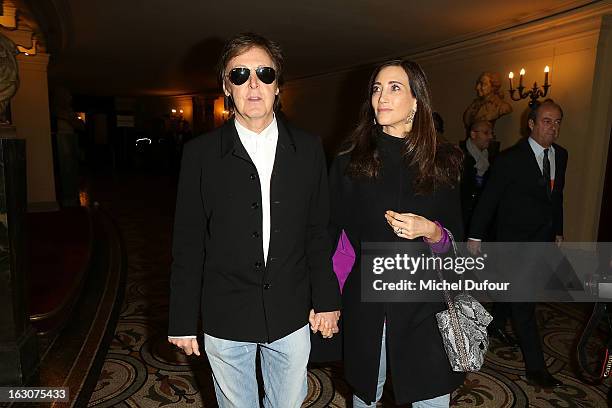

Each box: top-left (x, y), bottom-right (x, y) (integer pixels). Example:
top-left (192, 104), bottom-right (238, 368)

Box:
top-left (220, 118), bottom-right (254, 164)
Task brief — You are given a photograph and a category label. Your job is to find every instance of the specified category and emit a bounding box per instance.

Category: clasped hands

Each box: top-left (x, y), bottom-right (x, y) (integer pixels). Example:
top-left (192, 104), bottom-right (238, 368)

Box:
top-left (168, 310), bottom-right (341, 356)
top-left (309, 309), bottom-right (340, 339)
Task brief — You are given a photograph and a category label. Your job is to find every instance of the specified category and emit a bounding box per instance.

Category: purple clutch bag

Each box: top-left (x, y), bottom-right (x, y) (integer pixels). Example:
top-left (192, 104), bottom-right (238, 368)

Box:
top-left (332, 230), bottom-right (355, 293)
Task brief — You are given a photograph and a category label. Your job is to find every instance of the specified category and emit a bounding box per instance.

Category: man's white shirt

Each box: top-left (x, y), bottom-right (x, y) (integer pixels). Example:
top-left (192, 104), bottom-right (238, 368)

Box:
top-left (235, 115), bottom-right (278, 265)
top-left (528, 137), bottom-right (556, 181)
top-left (169, 116), bottom-right (279, 339)
top-left (469, 137), bottom-right (556, 242)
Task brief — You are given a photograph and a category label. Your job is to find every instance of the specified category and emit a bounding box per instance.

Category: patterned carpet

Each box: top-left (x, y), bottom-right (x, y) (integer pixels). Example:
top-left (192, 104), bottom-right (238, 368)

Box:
top-left (86, 172), bottom-right (611, 407)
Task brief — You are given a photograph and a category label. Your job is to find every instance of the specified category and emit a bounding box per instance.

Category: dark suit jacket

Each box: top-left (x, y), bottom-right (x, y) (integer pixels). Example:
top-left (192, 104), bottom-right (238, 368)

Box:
top-left (459, 139), bottom-right (499, 231)
top-left (469, 137), bottom-right (567, 242)
top-left (168, 118), bottom-right (341, 342)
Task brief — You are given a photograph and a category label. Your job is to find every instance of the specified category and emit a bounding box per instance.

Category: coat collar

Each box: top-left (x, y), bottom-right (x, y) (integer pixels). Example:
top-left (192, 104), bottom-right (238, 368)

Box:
top-left (518, 137), bottom-right (562, 167)
top-left (220, 116), bottom-right (296, 159)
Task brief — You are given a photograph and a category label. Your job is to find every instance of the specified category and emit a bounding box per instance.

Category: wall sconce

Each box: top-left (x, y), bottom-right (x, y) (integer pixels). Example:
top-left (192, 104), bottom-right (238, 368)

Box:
top-left (170, 108), bottom-right (184, 120)
top-left (508, 66), bottom-right (550, 108)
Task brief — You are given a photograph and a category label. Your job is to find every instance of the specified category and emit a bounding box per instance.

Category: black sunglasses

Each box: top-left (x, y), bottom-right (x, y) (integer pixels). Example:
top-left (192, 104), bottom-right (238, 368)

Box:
top-left (227, 67), bottom-right (276, 85)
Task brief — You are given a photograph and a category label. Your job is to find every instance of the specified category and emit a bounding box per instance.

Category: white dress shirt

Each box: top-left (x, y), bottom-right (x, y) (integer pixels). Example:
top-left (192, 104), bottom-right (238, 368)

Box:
top-left (528, 137), bottom-right (556, 181)
top-left (234, 116), bottom-right (278, 264)
top-left (169, 116), bottom-right (278, 340)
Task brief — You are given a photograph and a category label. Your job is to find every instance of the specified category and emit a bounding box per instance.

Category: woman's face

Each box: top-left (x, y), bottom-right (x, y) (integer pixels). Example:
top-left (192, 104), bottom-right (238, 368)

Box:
top-left (371, 66), bottom-right (417, 136)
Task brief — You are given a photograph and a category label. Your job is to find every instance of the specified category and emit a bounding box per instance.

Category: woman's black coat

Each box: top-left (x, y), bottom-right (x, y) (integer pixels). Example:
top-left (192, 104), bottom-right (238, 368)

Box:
top-left (316, 131), bottom-right (465, 404)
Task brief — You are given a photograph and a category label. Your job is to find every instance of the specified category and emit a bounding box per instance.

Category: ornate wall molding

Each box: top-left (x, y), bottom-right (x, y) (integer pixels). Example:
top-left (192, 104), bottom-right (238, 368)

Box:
top-left (20, 0), bottom-right (71, 54)
top-left (0, 0), bottom-right (17, 28)
top-left (411, 3), bottom-right (611, 66)
top-left (0, 27), bottom-right (34, 53)
top-left (15, 52), bottom-right (49, 70)
top-left (0, 0), bottom-right (39, 56)
top-left (285, 1), bottom-right (612, 86)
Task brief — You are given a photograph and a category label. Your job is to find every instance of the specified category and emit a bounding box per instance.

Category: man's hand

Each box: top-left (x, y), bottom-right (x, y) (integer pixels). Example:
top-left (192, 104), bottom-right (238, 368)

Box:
top-left (467, 239), bottom-right (482, 256)
top-left (168, 337), bottom-right (200, 356)
top-left (309, 309), bottom-right (340, 338)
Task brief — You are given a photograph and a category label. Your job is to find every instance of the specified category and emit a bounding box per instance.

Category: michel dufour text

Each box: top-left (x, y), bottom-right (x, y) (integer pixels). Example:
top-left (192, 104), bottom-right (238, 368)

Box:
top-left (370, 254), bottom-right (511, 292)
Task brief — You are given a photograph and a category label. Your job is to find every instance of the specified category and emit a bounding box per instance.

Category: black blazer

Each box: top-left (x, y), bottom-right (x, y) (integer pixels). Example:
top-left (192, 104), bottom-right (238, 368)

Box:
top-left (168, 118), bottom-right (341, 342)
top-left (459, 139), bottom-right (498, 230)
top-left (469, 137), bottom-right (567, 242)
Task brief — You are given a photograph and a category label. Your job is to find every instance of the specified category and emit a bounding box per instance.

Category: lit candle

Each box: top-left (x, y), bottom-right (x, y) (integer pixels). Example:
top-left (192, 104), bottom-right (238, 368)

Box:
top-left (544, 66), bottom-right (549, 86)
top-left (519, 68), bottom-right (525, 88)
top-left (171, 109), bottom-right (177, 114)
top-left (508, 72), bottom-right (514, 90)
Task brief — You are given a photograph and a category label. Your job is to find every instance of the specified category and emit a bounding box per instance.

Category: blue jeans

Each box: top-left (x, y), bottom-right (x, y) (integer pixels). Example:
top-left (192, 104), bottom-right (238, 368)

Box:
top-left (204, 324), bottom-right (310, 408)
top-left (352, 324), bottom-right (450, 408)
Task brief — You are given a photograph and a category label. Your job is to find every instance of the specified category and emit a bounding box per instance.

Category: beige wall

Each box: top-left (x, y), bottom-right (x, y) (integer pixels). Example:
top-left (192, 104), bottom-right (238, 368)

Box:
top-left (282, 6), bottom-right (612, 242)
top-left (282, 66), bottom-right (371, 154)
top-left (417, 13), bottom-right (608, 242)
top-left (12, 52), bottom-right (57, 210)
top-left (583, 15), bottom-right (612, 242)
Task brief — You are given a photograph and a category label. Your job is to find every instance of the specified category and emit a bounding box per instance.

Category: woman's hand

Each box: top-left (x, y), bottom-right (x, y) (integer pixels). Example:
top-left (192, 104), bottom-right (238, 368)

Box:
top-left (385, 210), bottom-right (441, 241)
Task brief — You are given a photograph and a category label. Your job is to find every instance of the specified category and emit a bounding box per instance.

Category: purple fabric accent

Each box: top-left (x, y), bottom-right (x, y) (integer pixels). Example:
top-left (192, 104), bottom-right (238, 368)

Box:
top-left (424, 221), bottom-right (450, 254)
top-left (332, 230), bottom-right (355, 293)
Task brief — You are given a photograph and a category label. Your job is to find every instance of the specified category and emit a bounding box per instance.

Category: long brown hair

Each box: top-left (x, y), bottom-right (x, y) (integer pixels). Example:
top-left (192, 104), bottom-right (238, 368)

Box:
top-left (345, 59), bottom-right (462, 194)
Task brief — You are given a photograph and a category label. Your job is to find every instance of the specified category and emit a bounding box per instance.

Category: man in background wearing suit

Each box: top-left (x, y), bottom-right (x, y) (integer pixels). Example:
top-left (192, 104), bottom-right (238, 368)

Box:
top-left (468, 99), bottom-right (567, 388)
top-left (460, 120), bottom-right (498, 231)
top-left (167, 33), bottom-right (341, 408)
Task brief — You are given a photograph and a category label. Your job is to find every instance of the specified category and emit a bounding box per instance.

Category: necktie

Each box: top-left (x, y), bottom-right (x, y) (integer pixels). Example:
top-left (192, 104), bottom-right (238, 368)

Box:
top-left (543, 148), bottom-right (551, 193)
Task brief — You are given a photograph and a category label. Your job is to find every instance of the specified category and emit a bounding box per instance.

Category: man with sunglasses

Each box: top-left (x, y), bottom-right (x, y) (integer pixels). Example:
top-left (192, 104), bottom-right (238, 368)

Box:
top-left (168, 32), bottom-right (341, 407)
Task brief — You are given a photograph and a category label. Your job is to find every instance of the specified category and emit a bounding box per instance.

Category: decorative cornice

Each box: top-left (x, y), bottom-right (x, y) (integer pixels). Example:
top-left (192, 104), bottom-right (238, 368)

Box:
top-left (285, 1), bottom-right (612, 86)
top-left (21, 0), bottom-right (72, 53)
top-left (0, 0), bottom-right (17, 29)
top-left (411, 2), bottom-right (611, 65)
top-left (404, 2), bottom-right (609, 57)
top-left (0, 1), bottom-right (41, 55)
top-left (16, 52), bottom-right (50, 71)
top-left (0, 27), bottom-right (33, 49)
top-left (17, 38), bottom-right (37, 55)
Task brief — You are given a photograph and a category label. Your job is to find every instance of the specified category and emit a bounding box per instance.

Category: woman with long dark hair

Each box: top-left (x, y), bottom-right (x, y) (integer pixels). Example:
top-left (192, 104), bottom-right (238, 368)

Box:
top-left (330, 59), bottom-right (465, 407)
